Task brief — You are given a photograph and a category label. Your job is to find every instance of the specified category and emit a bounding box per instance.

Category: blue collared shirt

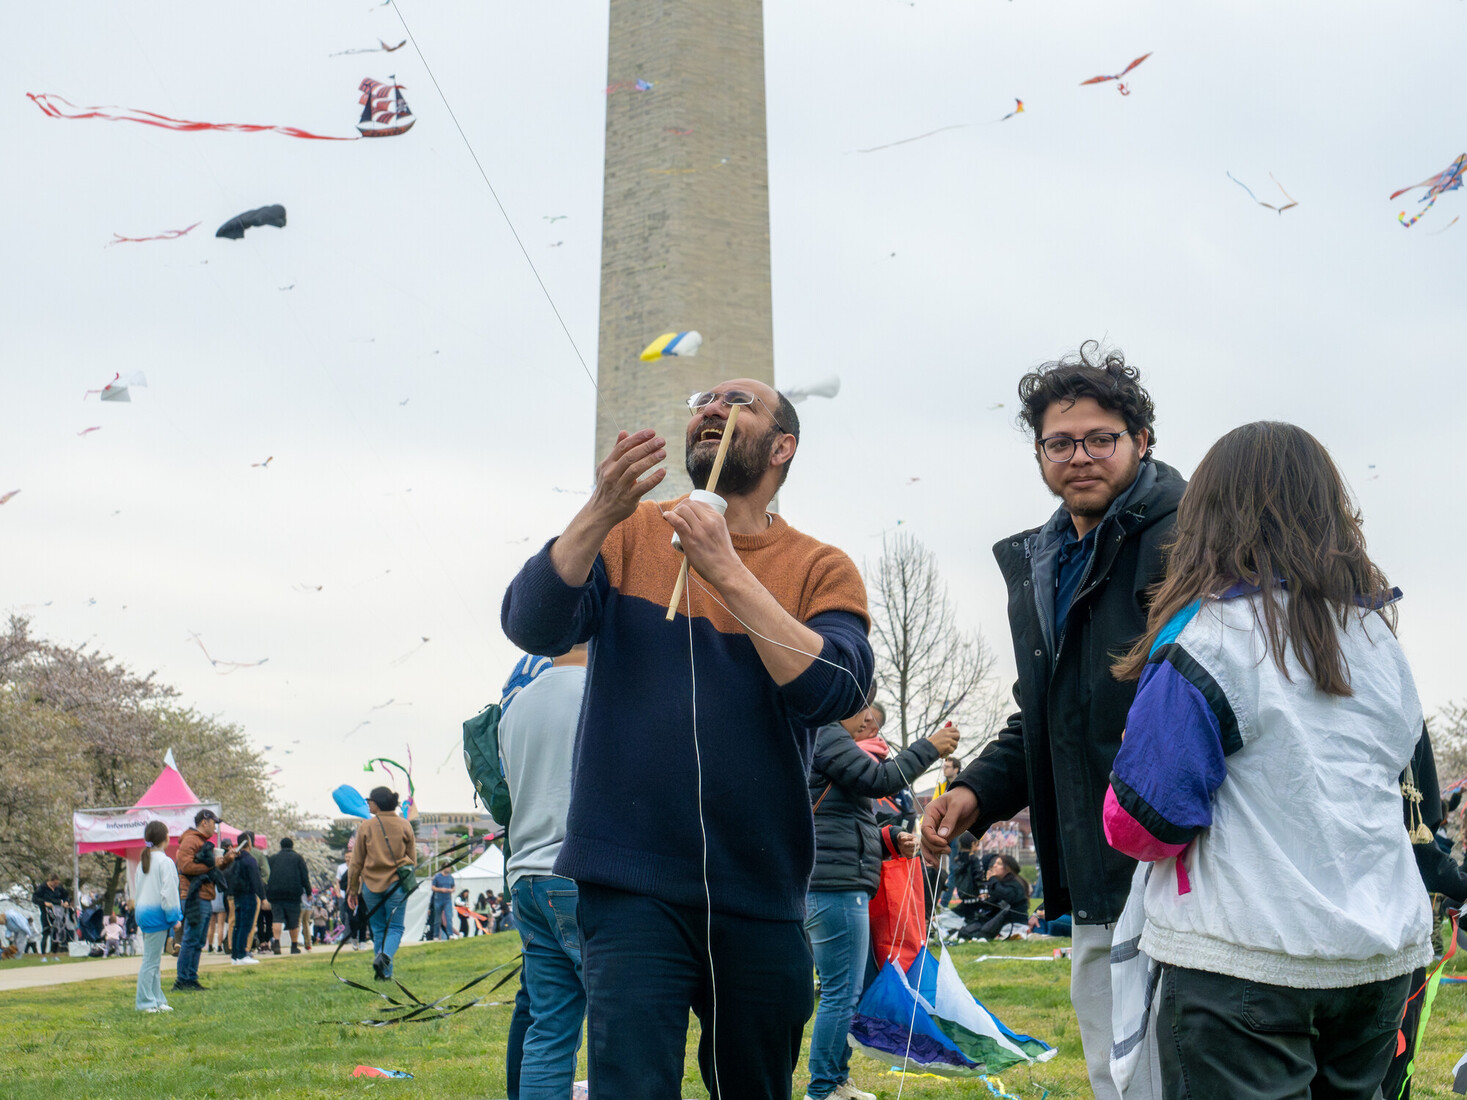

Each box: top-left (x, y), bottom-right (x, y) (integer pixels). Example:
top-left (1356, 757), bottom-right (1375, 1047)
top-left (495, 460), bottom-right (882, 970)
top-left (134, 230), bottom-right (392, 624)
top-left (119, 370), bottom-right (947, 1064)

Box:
top-left (1055, 525), bottom-right (1097, 640)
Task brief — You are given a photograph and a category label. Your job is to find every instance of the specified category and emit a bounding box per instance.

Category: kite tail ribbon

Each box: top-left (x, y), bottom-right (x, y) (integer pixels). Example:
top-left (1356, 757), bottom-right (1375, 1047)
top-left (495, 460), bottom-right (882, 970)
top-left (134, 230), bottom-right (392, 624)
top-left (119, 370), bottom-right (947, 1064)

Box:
top-left (1399, 193), bottom-right (1440, 229)
top-left (1394, 909), bottom-right (1460, 1098)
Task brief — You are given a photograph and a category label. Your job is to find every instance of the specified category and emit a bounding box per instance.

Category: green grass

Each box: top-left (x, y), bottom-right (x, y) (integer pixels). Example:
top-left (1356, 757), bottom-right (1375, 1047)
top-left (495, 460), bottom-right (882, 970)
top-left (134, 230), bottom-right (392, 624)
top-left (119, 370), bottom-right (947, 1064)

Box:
top-left (2, 933), bottom-right (1465, 1099)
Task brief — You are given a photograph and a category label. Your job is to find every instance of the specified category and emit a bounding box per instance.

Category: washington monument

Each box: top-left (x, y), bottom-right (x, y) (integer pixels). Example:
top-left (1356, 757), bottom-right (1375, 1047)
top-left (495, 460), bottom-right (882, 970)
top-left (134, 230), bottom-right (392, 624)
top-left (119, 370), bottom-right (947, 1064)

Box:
top-left (594, 0), bottom-right (775, 496)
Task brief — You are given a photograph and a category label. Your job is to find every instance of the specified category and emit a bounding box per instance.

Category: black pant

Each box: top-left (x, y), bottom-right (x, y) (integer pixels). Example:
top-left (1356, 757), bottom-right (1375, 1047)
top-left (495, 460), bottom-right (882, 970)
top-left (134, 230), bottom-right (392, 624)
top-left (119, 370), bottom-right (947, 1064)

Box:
top-left (577, 881), bottom-right (814, 1100)
top-left (232, 895), bottom-right (257, 959)
top-left (1158, 964), bottom-right (1410, 1100)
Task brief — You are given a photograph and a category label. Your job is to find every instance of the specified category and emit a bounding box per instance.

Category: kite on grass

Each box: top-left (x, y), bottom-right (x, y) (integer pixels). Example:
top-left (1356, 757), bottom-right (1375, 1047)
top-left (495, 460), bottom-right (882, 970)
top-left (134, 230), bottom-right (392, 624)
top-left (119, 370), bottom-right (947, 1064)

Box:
top-left (108, 222), bottom-right (201, 246)
top-left (850, 945), bottom-right (1055, 1076)
top-left (640, 331), bottom-right (702, 361)
top-left (1081, 52), bottom-right (1152, 95)
top-left (27, 92), bottom-right (355, 141)
top-left (85, 371), bottom-right (147, 402)
top-left (1227, 172), bottom-right (1298, 213)
top-left (1391, 154), bottom-right (1466, 228)
top-left (217, 205), bottom-right (286, 239)
top-left (188, 630), bottom-right (268, 673)
top-left (352, 1066), bottom-right (413, 1079)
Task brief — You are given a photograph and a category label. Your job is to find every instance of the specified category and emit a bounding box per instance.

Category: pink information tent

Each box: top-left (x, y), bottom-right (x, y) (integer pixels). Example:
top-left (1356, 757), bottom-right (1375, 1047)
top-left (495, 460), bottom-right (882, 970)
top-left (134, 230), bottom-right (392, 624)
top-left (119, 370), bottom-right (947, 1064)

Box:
top-left (72, 750), bottom-right (266, 899)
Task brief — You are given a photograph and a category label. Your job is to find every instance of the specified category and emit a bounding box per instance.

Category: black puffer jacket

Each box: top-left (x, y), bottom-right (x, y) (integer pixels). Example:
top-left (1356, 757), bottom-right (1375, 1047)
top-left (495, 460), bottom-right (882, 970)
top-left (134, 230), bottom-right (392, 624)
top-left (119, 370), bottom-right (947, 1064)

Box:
top-left (808, 723), bottom-right (939, 896)
top-left (956, 459), bottom-right (1185, 925)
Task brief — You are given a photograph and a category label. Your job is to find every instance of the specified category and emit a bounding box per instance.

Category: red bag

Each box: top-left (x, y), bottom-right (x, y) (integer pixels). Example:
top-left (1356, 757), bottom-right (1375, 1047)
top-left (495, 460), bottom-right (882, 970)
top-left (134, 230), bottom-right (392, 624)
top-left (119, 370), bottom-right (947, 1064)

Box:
top-left (868, 852), bottom-right (926, 973)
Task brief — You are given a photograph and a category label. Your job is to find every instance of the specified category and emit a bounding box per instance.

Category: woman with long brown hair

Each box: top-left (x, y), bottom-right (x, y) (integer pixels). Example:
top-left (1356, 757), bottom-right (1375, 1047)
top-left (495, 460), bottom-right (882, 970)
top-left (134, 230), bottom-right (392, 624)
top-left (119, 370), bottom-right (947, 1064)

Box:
top-left (1102, 422), bottom-right (1430, 1100)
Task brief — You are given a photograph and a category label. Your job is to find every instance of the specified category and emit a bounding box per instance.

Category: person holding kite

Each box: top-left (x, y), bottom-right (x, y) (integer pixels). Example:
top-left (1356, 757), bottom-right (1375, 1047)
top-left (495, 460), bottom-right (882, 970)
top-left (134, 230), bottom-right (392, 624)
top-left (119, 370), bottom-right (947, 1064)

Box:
top-left (1104, 421), bottom-right (1431, 1100)
top-left (502, 378), bottom-right (872, 1100)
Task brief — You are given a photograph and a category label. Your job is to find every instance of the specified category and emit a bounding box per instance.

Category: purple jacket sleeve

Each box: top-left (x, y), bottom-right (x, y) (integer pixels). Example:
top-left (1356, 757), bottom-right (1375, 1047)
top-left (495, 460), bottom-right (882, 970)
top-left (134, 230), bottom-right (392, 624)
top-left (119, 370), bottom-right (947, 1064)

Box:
top-left (1104, 644), bottom-right (1239, 862)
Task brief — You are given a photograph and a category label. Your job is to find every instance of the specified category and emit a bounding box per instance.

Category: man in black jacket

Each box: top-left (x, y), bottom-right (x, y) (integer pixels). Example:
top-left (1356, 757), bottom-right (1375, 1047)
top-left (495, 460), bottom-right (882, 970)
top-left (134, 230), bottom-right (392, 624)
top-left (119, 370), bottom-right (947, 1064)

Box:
top-left (266, 838), bottom-right (313, 955)
top-left (229, 833), bottom-right (266, 964)
top-left (921, 341), bottom-right (1182, 1100)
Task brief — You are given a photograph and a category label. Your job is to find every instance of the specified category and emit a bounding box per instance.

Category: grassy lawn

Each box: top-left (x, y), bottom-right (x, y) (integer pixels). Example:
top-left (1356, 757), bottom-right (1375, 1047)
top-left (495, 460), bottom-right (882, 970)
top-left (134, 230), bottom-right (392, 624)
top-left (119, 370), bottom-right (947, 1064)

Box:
top-left (2, 932), bottom-right (1465, 1099)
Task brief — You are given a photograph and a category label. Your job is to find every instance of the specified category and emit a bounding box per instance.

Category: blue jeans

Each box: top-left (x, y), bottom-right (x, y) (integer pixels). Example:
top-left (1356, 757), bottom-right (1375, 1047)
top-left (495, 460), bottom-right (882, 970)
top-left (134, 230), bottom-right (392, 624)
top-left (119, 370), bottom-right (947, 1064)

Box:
top-left (938, 838), bottom-right (961, 905)
top-left (804, 891), bottom-right (871, 1099)
top-left (176, 897), bottom-right (210, 982)
top-left (361, 885), bottom-right (407, 976)
top-left (136, 930), bottom-right (168, 1009)
top-left (506, 969), bottom-right (532, 1100)
top-left (429, 894), bottom-right (452, 939)
top-left (231, 895), bottom-right (257, 960)
top-left (578, 881), bottom-right (813, 1100)
top-left (510, 875), bottom-right (586, 1100)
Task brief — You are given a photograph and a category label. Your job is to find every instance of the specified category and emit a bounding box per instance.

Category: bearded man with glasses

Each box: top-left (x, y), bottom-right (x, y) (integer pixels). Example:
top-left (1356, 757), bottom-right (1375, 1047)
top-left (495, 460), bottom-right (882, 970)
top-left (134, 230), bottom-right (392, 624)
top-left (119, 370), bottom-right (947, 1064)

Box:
top-left (502, 377), bottom-right (873, 1100)
top-left (920, 342), bottom-right (1185, 1100)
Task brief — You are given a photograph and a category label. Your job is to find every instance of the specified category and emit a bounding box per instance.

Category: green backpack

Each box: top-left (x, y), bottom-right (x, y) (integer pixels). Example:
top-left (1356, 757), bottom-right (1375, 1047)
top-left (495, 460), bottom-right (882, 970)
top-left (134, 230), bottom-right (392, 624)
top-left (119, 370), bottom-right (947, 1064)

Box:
top-left (462, 703), bottom-right (513, 828)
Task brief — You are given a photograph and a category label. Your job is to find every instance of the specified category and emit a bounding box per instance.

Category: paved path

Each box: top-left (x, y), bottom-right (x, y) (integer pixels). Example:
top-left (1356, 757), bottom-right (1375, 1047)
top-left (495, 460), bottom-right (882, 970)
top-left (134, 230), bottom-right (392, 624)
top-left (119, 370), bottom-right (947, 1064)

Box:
top-left (0, 946), bottom-right (337, 993)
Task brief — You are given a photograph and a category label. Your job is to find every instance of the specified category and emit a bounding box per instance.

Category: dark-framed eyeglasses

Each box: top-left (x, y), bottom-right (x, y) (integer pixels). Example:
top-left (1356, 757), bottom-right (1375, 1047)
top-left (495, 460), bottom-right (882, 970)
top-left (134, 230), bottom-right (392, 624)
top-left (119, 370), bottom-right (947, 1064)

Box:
top-left (1038, 430), bottom-right (1131, 463)
top-left (686, 390), bottom-right (791, 435)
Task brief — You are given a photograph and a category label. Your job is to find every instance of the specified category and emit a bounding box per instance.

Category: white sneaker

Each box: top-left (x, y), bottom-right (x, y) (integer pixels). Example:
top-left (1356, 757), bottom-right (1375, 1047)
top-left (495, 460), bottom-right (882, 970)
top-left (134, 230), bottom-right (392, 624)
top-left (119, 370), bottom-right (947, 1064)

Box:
top-left (239, 956), bottom-right (259, 965)
top-left (144, 1007), bottom-right (161, 1013)
top-left (834, 1081), bottom-right (877, 1100)
top-left (158, 1004), bottom-right (174, 1011)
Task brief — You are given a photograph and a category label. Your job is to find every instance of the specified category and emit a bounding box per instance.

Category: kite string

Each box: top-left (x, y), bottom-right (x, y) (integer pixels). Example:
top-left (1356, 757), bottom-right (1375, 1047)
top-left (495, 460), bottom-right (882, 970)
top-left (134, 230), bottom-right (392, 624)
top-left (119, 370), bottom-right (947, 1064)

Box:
top-left (389, 0), bottom-right (604, 407)
top-left (687, 574), bottom-right (956, 1097)
top-left (683, 577), bottom-right (724, 1099)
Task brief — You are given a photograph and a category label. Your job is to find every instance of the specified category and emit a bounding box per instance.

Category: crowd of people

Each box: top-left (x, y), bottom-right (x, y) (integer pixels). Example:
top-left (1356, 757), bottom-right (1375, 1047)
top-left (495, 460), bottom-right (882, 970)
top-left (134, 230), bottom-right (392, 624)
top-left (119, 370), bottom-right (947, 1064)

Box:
top-left (6, 347), bottom-right (1459, 1100)
top-left (486, 354), bottom-right (1462, 1100)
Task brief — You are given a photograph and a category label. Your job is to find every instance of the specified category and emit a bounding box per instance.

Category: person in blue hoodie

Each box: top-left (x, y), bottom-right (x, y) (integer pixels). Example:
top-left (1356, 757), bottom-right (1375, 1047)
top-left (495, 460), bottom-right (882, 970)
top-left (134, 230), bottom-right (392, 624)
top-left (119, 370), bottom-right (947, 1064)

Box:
top-left (133, 820), bottom-right (181, 1012)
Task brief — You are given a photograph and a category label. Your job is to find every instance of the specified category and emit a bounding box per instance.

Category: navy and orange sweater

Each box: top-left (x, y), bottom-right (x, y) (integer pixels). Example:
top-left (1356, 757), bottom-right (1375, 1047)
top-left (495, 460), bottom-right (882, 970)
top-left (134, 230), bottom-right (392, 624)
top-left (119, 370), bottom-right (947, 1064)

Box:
top-left (501, 498), bottom-right (873, 921)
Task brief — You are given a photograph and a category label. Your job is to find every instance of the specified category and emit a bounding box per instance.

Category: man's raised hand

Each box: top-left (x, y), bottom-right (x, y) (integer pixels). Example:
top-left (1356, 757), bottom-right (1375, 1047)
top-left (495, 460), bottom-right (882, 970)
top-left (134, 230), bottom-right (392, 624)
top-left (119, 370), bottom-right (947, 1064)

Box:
top-left (552, 429), bottom-right (666, 586)
top-left (589, 430), bottom-right (667, 527)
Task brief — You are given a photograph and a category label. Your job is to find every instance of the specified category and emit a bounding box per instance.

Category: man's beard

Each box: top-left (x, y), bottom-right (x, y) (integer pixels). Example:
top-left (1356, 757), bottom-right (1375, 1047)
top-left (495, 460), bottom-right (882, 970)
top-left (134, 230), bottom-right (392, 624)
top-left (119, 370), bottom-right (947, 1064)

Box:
top-left (685, 425), bottom-right (777, 494)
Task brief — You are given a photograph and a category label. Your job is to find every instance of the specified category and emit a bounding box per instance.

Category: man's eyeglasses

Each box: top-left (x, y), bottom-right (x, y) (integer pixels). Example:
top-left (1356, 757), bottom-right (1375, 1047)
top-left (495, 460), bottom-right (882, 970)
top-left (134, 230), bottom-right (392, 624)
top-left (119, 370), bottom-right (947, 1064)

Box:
top-left (1038, 430), bottom-right (1131, 463)
top-left (686, 391), bottom-right (791, 435)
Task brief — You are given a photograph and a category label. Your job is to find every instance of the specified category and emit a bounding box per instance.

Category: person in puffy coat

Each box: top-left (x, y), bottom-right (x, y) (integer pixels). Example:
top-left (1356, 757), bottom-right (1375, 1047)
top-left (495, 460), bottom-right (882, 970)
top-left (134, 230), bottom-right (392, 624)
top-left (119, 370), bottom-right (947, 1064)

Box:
top-left (802, 707), bottom-right (955, 1100)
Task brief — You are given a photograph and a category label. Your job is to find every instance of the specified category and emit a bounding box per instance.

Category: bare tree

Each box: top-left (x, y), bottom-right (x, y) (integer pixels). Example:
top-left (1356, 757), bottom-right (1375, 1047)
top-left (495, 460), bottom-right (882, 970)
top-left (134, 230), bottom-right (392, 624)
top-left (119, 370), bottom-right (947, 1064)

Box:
top-left (1431, 701), bottom-right (1467, 854)
top-left (866, 533), bottom-right (1004, 765)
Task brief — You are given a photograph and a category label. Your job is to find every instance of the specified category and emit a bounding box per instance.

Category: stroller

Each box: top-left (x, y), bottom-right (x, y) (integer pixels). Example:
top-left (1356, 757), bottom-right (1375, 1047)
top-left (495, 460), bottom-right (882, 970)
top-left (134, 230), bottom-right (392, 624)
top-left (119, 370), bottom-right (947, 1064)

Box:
top-left (44, 902), bottom-right (77, 955)
top-left (77, 906), bottom-right (106, 957)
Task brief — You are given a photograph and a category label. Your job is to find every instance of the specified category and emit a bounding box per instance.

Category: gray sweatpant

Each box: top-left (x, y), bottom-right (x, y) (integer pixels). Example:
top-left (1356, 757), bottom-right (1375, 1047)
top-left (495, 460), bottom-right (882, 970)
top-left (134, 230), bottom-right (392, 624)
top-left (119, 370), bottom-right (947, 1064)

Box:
top-left (1071, 922), bottom-right (1162, 1100)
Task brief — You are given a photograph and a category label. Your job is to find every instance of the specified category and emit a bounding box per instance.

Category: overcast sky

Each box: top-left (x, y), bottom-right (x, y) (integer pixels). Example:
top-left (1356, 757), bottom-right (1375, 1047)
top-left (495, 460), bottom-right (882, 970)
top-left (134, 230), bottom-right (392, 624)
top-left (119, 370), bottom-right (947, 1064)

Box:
top-left (6, 1), bottom-right (1464, 820)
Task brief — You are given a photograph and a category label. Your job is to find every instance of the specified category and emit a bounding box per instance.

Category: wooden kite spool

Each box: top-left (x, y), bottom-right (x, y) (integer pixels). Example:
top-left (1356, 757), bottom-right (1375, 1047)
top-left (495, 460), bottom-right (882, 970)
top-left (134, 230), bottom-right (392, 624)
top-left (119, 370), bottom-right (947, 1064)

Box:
top-left (666, 403), bottom-right (739, 621)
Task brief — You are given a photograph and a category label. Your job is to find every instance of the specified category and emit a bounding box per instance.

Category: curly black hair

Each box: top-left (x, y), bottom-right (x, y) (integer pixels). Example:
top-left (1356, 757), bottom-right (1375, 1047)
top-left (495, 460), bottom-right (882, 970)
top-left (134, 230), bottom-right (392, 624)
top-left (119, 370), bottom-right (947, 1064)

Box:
top-left (1016, 340), bottom-right (1157, 451)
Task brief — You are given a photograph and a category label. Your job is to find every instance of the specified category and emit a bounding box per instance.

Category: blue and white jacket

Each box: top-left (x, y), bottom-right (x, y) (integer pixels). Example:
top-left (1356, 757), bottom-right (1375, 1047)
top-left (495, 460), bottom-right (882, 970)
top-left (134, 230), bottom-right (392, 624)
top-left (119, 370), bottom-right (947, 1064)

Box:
top-left (134, 850), bottom-right (182, 934)
top-left (1104, 585), bottom-right (1431, 988)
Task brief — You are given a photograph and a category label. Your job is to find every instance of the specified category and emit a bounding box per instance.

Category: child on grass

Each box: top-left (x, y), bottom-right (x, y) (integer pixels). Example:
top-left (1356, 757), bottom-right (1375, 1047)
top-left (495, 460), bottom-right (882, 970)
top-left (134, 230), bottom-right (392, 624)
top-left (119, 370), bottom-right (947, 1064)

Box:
top-left (134, 820), bottom-right (181, 1012)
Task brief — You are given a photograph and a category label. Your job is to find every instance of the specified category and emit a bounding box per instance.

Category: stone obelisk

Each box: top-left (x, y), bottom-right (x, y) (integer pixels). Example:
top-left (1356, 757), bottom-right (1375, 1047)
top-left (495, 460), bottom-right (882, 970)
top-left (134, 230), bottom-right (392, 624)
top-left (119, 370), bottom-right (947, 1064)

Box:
top-left (594, 0), bottom-right (775, 496)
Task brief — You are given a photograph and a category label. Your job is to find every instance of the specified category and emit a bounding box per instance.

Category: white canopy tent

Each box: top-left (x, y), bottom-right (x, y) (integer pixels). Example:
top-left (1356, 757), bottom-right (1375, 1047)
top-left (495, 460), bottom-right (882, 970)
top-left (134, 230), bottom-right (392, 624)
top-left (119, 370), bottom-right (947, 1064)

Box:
top-left (395, 845), bottom-right (503, 944)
